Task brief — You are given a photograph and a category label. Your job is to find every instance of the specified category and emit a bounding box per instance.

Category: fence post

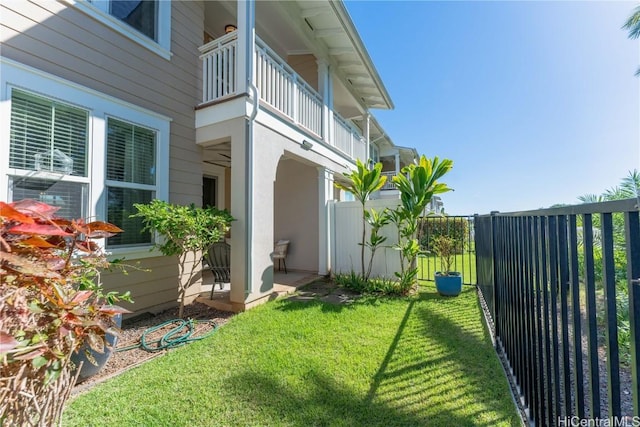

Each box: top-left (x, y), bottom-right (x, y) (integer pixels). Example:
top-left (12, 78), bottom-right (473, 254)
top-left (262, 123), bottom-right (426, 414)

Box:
top-left (491, 211), bottom-right (500, 340)
top-left (626, 211), bottom-right (640, 415)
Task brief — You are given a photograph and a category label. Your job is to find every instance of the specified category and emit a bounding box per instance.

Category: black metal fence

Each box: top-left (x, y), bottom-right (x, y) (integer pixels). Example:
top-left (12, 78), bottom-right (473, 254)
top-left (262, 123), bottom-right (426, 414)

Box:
top-left (417, 215), bottom-right (476, 285)
top-left (475, 199), bottom-right (640, 426)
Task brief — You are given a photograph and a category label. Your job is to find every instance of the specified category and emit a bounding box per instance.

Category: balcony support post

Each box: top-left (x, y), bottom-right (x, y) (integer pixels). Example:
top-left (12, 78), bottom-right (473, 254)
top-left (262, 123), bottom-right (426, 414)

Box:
top-left (318, 167), bottom-right (334, 276)
top-left (364, 113), bottom-right (371, 165)
top-left (317, 59), bottom-right (333, 145)
top-left (236, 0), bottom-right (256, 95)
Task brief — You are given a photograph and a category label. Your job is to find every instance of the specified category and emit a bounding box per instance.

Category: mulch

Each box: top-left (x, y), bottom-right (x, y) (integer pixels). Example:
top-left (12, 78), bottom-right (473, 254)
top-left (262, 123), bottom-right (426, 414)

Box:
top-left (71, 302), bottom-right (235, 396)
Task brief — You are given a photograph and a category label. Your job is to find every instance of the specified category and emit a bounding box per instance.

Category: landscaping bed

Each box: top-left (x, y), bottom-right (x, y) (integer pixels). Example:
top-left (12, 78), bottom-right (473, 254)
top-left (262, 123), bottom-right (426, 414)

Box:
top-left (72, 302), bottom-right (234, 395)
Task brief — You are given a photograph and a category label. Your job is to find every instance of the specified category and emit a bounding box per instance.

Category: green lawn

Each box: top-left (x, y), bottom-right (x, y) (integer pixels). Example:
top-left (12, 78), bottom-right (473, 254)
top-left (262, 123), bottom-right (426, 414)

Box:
top-left (64, 284), bottom-right (519, 426)
top-left (419, 253), bottom-right (477, 285)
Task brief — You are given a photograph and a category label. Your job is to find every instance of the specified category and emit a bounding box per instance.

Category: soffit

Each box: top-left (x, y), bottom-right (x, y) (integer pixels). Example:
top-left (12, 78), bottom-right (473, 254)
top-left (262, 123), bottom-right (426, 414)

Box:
top-left (294, 1), bottom-right (393, 111)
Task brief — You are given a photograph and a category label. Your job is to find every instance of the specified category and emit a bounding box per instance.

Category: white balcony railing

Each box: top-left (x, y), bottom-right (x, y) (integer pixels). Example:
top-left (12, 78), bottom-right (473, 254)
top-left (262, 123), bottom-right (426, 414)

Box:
top-left (381, 171), bottom-right (396, 190)
top-left (199, 33), bottom-right (366, 162)
top-left (199, 32), bottom-right (238, 103)
top-left (255, 39), bottom-right (323, 137)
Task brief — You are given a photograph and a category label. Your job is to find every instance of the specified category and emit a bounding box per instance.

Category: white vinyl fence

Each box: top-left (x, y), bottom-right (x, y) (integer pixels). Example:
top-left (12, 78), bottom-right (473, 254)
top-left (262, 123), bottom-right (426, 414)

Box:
top-left (330, 199), bottom-right (402, 279)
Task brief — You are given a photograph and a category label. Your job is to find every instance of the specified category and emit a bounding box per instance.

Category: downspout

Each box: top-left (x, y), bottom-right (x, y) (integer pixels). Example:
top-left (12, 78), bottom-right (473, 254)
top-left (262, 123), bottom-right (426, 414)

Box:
top-left (244, 82), bottom-right (259, 296)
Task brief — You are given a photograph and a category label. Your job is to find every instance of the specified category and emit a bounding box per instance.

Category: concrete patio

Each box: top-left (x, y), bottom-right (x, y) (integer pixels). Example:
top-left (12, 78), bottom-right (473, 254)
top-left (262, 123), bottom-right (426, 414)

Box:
top-left (196, 269), bottom-right (323, 312)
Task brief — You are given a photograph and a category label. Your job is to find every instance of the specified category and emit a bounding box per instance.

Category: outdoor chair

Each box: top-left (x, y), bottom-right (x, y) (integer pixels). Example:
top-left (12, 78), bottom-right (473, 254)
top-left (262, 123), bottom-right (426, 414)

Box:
top-left (273, 239), bottom-right (290, 274)
top-left (204, 241), bottom-right (231, 299)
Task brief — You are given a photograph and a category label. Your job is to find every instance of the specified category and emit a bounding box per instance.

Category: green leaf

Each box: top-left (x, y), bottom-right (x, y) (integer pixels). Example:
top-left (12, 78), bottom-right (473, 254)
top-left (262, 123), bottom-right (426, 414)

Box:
top-left (32, 355), bottom-right (48, 369)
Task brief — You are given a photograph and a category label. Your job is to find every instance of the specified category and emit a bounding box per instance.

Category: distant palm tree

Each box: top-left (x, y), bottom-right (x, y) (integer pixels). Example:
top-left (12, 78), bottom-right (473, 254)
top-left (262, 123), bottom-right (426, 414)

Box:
top-left (577, 193), bottom-right (604, 204)
top-left (579, 169), bottom-right (640, 203)
top-left (623, 6), bottom-right (640, 76)
top-left (619, 169), bottom-right (640, 198)
top-left (603, 170), bottom-right (640, 200)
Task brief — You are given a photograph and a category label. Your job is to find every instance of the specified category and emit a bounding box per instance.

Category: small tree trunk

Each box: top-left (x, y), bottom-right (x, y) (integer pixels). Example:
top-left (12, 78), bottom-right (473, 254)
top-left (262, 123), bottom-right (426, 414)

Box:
top-left (361, 214), bottom-right (366, 278)
top-left (177, 255), bottom-right (186, 318)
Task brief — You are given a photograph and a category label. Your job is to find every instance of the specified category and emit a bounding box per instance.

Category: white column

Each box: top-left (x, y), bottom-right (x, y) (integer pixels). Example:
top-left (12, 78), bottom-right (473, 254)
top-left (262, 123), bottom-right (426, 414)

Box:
top-left (317, 59), bottom-right (333, 144)
top-left (364, 113), bottom-right (371, 166)
top-left (236, 0), bottom-right (256, 95)
top-left (395, 152), bottom-right (400, 174)
top-left (318, 167), bottom-right (334, 275)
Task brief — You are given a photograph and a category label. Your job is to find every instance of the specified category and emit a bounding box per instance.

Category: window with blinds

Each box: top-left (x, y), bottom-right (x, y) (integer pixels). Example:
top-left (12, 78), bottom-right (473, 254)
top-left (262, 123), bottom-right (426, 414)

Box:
top-left (10, 177), bottom-right (87, 220)
top-left (106, 119), bottom-right (156, 185)
top-left (106, 118), bottom-right (157, 247)
top-left (9, 89), bottom-right (88, 177)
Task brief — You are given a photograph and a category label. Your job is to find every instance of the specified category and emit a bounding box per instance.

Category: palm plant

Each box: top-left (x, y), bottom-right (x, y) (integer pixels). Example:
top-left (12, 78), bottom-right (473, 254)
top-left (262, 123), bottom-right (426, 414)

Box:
top-left (392, 156), bottom-right (453, 291)
top-left (363, 208), bottom-right (390, 281)
top-left (623, 5), bottom-right (640, 76)
top-left (334, 160), bottom-right (387, 277)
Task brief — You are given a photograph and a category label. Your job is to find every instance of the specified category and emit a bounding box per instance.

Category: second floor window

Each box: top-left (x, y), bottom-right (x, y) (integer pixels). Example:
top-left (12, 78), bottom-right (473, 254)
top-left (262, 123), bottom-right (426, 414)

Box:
top-left (110, 1), bottom-right (157, 41)
top-left (88, 0), bottom-right (158, 41)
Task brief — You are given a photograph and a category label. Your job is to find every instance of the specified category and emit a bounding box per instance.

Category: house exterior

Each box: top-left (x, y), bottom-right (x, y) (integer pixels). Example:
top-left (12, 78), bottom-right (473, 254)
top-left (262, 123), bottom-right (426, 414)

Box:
top-left (0, 0), bottom-right (415, 313)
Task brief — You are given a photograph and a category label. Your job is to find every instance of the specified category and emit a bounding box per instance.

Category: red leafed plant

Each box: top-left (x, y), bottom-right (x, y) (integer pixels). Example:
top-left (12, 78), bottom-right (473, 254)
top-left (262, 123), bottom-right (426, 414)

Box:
top-left (0, 199), bottom-right (132, 426)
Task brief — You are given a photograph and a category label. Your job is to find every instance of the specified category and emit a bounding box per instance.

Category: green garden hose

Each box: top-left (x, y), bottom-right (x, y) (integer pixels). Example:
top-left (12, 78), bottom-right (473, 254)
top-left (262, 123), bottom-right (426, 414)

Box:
top-left (116, 319), bottom-right (218, 353)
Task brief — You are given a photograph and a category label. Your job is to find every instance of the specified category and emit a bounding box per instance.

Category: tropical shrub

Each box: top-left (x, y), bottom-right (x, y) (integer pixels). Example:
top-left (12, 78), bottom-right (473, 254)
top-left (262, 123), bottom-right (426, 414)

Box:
top-left (419, 217), bottom-right (468, 253)
top-left (131, 200), bottom-right (233, 318)
top-left (334, 160), bottom-right (387, 278)
top-left (363, 208), bottom-right (390, 281)
top-left (392, 156), bottom-right (453, 293)
top-left (334, 272), bottom-right (401, 295)
top-left (431, 235), bottom-right (458, 275)
top-left (0, 199), bottom-right (131, 426)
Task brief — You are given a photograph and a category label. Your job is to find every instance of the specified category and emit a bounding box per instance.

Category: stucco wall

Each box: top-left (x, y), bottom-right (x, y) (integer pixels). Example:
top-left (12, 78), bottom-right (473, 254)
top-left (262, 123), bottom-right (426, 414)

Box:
top-left (274, 159), bottom-right (320, 272)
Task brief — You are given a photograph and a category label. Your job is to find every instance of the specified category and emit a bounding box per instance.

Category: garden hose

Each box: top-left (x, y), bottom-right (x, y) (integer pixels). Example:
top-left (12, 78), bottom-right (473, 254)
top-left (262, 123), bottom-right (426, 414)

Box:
top-left (116, 319), bottom-right (218, 353)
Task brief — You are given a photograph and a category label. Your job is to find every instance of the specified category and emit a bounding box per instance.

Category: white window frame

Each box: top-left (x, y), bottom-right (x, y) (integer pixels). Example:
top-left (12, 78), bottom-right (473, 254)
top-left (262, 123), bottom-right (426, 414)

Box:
top-left (0, 57), bottom-right (171, 259)
top-left (63, 0), bottom-right (172, 60)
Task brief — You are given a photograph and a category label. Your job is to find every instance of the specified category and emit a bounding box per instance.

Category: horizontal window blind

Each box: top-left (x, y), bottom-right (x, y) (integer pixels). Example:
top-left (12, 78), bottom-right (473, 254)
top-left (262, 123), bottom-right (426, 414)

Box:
top-left (106, 118), bottom-right (156, 185)
top-left (9, 89), bottom-right (88, 177)
top-left (10, 177), bottom-right (87, 220)
top-left (106, 117), bottom-right (157, 247)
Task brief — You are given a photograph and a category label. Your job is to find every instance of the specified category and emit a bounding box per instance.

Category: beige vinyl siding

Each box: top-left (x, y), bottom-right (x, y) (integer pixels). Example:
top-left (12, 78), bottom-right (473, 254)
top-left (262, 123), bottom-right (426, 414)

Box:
top-left (1, 0), bottom-right (208, 314)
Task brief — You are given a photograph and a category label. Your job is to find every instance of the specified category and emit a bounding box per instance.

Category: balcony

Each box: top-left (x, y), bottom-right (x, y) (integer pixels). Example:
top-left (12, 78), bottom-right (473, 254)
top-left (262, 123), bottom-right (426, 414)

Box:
top-left (380, 171), bottom-right (396, 190)
top-left (199, 33), bottom-right (366, 163)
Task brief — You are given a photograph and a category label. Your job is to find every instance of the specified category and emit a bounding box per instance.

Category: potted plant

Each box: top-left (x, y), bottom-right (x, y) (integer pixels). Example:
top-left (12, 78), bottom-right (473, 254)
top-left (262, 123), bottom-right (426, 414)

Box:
top-left (431, 235), bottom-right (462, 296)
top-left (0, 199), bottom-right (131, 426)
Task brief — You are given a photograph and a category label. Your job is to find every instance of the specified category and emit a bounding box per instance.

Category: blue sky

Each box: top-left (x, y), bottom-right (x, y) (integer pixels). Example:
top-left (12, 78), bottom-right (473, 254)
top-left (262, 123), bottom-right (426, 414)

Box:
top-left (345, 1), bottom-right (640, 215)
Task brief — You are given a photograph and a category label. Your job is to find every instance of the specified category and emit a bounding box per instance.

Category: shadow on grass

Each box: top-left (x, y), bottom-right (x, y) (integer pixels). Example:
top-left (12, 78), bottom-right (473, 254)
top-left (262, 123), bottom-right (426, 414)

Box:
top-left (362, 286), bottom-right (519, 426)
top-left (232, 286), bottom-right (518, 426)
top-left (225, 368), bottom-right (491, 427)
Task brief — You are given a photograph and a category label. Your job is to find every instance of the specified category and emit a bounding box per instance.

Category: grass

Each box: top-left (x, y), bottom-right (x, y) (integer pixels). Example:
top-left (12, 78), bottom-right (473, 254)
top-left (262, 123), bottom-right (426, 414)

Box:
top-left (419, 252), bottom-right (477, 285)
top-left (63, 283), bottom-right (519, 426)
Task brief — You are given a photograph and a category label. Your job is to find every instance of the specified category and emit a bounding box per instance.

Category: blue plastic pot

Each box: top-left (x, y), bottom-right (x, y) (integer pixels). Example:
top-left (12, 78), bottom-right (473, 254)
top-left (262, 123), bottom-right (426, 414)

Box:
top-left (435, 272), bottom-right (462, 296)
